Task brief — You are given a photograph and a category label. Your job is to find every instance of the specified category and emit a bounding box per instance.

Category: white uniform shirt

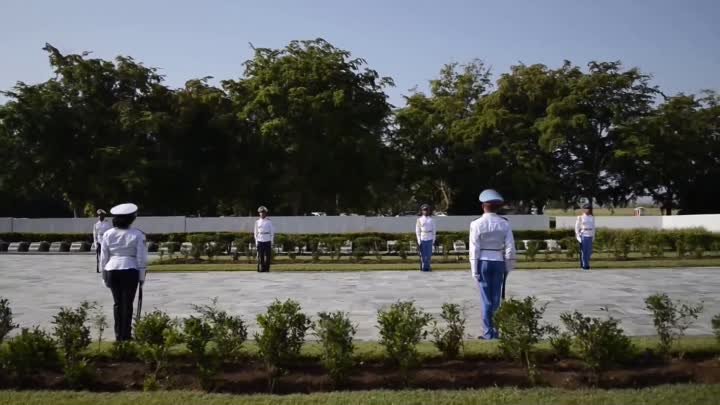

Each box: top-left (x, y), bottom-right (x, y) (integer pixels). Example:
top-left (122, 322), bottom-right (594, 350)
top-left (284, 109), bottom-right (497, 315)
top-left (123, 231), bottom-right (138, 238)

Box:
top-left (575, 214), bottom-right (596, 240)
top-left (469, 213), bottom-right (516, 277)
top-left (415, 216), bottom-right (436, 243)
top-left (254, 218), bottom-right (275, 243)
top-left (100, 227), bottom-right (147, 281)
top-left (93, 220), bottom-right (113, 245)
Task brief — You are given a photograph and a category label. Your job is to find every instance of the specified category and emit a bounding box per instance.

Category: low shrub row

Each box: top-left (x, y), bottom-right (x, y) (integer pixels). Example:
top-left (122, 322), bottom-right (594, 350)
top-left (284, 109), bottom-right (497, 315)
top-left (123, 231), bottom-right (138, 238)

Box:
top-left (3, 229), bottom-right (719, 256)
top-left (1, 294), bottom-right (718, 392)
top-left (0, 230), bottom-right (576, 245)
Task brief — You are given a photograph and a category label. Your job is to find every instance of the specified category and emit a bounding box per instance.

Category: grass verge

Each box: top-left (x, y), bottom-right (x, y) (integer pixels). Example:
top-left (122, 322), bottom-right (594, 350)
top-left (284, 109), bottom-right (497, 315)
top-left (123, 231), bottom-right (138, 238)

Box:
top-left (85, 336), bottom-right (719, 363)
top-left (149, 257), bottom-right (720, 272)
top-left (1, 385), bottom-right (719, 405)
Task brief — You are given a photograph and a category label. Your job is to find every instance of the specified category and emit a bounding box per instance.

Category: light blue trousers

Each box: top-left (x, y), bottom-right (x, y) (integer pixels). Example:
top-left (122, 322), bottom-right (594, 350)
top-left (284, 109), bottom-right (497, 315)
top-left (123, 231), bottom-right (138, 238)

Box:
top-left (419, 240), bottom-right (433, 272)
top-left (475, 260), bottom-right (506, 339)
top-left (580, 237), bottom-right (593, 270)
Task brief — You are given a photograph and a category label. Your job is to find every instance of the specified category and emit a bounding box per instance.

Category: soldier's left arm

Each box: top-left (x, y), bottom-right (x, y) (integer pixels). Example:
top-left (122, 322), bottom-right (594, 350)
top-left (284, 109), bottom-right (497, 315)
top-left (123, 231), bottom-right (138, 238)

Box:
top-left (504, 225), bottom-right (517, 273)
top-left (137, 232), bottom-right (148, 282)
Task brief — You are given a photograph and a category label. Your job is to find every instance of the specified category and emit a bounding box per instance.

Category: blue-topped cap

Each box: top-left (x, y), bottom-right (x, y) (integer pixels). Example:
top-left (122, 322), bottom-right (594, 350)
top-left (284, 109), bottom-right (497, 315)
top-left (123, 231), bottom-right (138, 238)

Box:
top-left (479, 189), bottom-right (504, 203)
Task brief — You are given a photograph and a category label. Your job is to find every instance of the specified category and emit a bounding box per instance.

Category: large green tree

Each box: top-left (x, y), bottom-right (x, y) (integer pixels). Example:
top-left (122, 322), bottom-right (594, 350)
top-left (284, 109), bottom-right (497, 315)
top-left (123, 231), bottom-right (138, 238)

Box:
top-left (470, 63), bottom-right (573, 213)
top-left (223, 39), bottom-right (394, 215)
top-left (391, 60), bottom-right (491, 213)
top-left (0, 44), bottom-right (168, 216)
top-left (538, 61), bottom-right (658, 207)
top-left (625, 92), bottom-right (720, 214)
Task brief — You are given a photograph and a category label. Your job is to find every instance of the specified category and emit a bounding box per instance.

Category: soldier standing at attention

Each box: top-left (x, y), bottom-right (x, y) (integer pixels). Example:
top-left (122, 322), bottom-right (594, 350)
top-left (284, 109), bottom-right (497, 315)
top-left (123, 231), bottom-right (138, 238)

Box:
top-left (469, 189), bottom-right (516, 340)
top-left (575, 203), bottom-right (596, 270)
top-left (254, 206), bottom-right (275, 272)
top-left (100, 203), bottom-right (147, 341)
top-left (415, 204), bottom-right (436, 272)
top-left (93, 209), bottom-right (112, 273)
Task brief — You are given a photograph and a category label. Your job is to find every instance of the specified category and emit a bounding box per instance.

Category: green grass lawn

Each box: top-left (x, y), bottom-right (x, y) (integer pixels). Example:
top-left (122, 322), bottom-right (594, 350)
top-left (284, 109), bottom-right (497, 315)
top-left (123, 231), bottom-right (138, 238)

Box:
top-left (85, 336), bottom-right (719, 363)
top-left (2, 385), bottom-right (719, 405)
top-left (149, 254), bottom-right (720, 272)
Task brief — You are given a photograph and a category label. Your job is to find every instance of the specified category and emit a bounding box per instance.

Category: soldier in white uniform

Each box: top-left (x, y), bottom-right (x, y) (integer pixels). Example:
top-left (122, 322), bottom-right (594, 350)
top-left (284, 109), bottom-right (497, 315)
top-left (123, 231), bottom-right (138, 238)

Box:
top-left (254, 206), bottom-right (275, 272)
top-left (575, 203), bottom-right (596, 270)
top-left (100, 203), bottom-right (147, 341)
top-left (415, 204), bottom-right (436, 272)
top-left (469, 189), bottom-right (516, 340)
top-left (93, 209), bottom-right (112, 273)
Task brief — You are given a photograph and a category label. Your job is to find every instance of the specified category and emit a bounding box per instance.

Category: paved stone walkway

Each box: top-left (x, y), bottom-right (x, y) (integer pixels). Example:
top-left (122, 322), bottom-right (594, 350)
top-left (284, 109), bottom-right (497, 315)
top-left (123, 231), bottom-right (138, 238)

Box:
top-left (1, 255), bottom-right (719, 340)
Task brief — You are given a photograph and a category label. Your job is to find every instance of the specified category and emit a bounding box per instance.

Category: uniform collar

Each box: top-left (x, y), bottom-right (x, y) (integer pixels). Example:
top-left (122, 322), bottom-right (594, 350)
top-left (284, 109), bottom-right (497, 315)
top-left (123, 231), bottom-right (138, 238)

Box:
top-left (482, 212), bottom-right (498, 217)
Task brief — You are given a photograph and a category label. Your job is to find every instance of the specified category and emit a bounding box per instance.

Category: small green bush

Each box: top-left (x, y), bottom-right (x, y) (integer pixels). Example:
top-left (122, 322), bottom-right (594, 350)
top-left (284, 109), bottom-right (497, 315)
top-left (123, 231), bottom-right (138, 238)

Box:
top-left (525, 241), bottom-right (540, 261)
top-left (52, 302), bottom-right (94, 388)
top-left (314, 311), bottom-right (357, 387)
top-left (559, 237), bottom-right (580, 259)
top-left (644, 293), bottom-right (703, 359)
top-left (4, 327), bottom-right (60, 383)
top-left (192, 299), bottom-right (248, 362)
top-left (431, 303), bottom-right (465, 360)
top-left (547, 326), bottom-right (573, 358)
top-left (134, 310), bottom-right (178, 387)
top-left (181, 316), bottom-right (217, 391)
top-left (109, 341), bottom-right (138, 361)
top-left (89, 303), bottom-right (108, 348)
top-left (377, 301), bottom-right (432, 383)
top-left (0, 297), bottom-right (18, 343)
top-left (161, 242), bottom-right (179, 259)
top-left (255, 299), bottom-right (311, 391)
top-left (63, 358), bottom-right (96, 389)
top-left (611, 232), bottom-right (632, 260)
top-left (52, 302), bottom-right (93, 364)
top-left (560, 310), bottom-right (634, 378)
top-left (206, 241), bottom-right (224, 262)
top-left (712, 314), bottom-right (720, 344)
top-left (494, 297), bottom-right (551, 381)
top-left (181, 298), bottom-right (247, 391)
top-left (188, 234), bottom-right (211, 260)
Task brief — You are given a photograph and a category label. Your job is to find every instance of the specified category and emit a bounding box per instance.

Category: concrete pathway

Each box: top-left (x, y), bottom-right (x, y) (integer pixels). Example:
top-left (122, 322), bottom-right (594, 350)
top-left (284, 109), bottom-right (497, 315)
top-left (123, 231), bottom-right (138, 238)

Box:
top-left (1, 255), bottom-right (718, 340)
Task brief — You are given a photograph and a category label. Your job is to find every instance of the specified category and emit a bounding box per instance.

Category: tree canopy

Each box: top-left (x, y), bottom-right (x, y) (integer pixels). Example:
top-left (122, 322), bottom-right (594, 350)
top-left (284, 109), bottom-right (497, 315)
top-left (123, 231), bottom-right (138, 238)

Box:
top-left (1, 39), bottom-right (718, 217)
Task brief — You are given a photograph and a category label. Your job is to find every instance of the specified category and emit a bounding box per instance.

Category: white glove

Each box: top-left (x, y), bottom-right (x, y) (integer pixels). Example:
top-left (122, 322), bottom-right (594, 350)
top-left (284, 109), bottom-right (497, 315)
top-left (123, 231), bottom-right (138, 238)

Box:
top-left (505, 260), bottom-right (515, 274)
top-left (470, 259), bottom-right (478, 279)
top-left (576, 235), bottom-right (582, 243)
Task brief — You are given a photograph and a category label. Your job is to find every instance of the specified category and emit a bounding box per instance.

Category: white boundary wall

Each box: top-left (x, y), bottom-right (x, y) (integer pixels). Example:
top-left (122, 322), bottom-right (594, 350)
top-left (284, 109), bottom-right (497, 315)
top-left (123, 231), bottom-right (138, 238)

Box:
top-left (555, 215), bottom-right (720, 232)
top-left (0, 218), bottom-right (12, 233)
top-left (5, 214), bottom-right (720, 234)
top-left (555, 216), bottom-right (662, 230)
top-left (183, 215), bottom-right (548, 233)
top-left (662, 215), bottom-right (720, 232)
top-left (8, 217), bottom-right (186, 234)
top-left (5, 215), bottom-right (548, 234)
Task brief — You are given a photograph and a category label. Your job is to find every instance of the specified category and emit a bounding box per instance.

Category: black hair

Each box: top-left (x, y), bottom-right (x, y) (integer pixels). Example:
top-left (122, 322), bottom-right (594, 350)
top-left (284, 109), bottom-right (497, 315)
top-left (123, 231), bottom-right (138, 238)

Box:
top-left (112, 214), bottom-right (136, 229)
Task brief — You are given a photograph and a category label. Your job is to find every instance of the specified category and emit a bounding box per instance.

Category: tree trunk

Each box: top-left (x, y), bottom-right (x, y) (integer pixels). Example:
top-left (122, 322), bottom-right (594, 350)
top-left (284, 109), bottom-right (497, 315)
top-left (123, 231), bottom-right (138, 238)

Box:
top-left (435, 180), bottom-right (453, 212)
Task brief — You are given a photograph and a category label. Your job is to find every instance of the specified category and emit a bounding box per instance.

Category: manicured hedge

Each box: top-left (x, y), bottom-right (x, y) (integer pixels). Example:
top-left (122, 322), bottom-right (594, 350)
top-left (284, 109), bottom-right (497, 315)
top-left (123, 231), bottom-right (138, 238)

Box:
top-left (2, 229), bottom-right (719, 255)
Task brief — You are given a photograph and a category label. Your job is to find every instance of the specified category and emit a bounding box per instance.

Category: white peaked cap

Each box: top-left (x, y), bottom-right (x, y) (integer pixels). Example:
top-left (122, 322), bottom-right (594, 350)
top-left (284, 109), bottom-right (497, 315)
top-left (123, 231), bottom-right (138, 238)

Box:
top-left (110, 203), bottom-right (138, 216)
top-left (478, 189), bottom-right (504, 203)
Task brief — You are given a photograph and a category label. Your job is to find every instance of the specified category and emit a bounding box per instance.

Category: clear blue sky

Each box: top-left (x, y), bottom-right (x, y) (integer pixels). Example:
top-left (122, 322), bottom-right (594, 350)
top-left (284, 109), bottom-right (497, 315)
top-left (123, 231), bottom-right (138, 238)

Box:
top-left (1, 0), bottom-right (718, 106)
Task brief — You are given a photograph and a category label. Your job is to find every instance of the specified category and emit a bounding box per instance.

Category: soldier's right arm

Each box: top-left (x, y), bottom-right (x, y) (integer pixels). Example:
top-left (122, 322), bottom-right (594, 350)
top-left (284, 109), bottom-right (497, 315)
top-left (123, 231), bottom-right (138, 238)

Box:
top-left (575, 216), bottom-right (582, 241)
top-left (469, 221), bottom-right (478, 277)
top-left (415, 218), bottom-right (421, 244)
